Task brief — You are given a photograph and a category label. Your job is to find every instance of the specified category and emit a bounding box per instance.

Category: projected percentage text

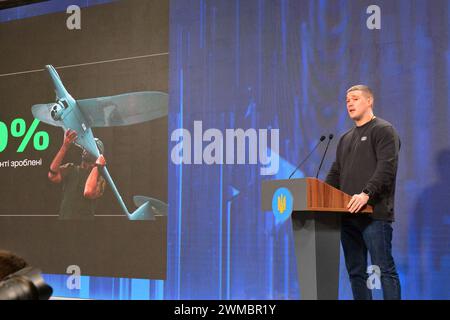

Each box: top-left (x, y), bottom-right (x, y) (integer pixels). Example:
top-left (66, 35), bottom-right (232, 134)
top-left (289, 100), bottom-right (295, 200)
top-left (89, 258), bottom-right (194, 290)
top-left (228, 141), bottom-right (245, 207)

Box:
top-left (0, 118), bottom-right (49, 153)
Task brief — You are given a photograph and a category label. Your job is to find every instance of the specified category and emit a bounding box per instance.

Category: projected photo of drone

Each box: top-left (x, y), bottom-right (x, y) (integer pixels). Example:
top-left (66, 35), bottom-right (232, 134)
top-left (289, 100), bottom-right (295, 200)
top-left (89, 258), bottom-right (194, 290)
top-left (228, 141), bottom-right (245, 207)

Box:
top-left (31, 65), bottom-right (168, 221)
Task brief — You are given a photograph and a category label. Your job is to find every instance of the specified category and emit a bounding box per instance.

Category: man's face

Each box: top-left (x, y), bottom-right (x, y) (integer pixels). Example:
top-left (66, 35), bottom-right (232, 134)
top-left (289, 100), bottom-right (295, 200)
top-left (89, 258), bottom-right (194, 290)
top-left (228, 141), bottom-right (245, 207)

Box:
top-left (346, 90), bottom-right (373, 121)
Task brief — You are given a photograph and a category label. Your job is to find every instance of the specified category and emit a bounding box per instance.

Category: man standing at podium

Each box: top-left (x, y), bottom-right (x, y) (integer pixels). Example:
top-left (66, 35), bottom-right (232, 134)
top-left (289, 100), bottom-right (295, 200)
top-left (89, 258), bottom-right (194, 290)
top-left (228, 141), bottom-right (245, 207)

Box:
top-left (325, 85), bottom-right (401, 300)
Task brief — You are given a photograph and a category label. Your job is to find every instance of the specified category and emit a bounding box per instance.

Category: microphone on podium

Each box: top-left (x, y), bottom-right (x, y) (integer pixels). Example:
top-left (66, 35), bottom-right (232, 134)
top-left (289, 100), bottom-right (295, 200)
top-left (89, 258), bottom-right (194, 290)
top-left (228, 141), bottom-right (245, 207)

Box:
top-left (315, 134), bottom-right (334, 179)
top-left (288, 135), bottom-right (326, 179)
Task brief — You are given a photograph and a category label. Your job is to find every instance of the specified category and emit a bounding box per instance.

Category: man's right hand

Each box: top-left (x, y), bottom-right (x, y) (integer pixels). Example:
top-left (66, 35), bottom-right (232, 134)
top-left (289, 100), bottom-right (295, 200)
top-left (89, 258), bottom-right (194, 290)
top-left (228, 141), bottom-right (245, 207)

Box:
top-left (63, 129), bottom-right (78, 148)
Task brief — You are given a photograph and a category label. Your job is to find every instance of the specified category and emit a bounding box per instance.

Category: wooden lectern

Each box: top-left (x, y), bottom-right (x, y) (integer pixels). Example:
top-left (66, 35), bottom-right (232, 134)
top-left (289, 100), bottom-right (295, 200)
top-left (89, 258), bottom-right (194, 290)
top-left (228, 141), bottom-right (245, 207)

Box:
top-left (261, 177), bottom-right (372, 300)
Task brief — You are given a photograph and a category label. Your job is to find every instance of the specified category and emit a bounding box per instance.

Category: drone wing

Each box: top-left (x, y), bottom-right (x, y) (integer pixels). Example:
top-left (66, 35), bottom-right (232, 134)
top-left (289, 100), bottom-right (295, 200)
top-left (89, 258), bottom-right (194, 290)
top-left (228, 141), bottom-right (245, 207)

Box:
top-left (31, 103), bottom-right (63, 127)
top-left (76, 91), bottom-right (168, 127)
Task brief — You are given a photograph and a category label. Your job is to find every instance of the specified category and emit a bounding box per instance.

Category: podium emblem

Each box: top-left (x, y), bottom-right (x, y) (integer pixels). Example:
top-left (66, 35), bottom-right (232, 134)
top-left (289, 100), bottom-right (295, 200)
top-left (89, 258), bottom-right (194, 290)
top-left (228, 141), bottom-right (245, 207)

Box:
top-left (272, 187), bottom-right (293, 217)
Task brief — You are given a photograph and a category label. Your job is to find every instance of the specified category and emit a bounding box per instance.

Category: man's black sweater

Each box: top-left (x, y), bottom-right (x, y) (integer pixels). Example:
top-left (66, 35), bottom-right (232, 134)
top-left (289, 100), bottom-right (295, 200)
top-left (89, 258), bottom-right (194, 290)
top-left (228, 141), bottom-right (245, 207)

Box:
top-left (325, 117), bottom-right (401, 221)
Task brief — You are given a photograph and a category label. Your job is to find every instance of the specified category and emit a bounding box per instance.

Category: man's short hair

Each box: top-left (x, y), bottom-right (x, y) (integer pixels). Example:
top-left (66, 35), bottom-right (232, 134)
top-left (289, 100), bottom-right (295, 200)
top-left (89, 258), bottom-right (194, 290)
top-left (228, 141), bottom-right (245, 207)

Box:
top-left (0, 250), bottom-right (28, 280)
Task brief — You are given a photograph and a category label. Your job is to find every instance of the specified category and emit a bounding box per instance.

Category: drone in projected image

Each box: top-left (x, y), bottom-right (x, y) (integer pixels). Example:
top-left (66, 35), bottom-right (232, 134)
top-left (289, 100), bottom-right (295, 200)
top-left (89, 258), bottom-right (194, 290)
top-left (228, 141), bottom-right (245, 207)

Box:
top-left (31, 65), bottom-right (168, 221)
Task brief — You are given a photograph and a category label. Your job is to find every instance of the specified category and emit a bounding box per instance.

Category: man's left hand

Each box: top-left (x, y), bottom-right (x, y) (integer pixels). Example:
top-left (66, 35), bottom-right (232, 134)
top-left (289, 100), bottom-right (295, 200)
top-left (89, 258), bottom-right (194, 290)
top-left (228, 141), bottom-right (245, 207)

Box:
top-left (347, 192), bottom-right (369, 213)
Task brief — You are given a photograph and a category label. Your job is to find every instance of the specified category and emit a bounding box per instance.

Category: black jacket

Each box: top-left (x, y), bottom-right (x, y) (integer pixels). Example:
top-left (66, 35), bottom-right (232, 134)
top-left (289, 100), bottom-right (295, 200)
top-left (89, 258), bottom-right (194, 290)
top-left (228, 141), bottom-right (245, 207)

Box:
top-left (325, 117), bottom-right (401, 221)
